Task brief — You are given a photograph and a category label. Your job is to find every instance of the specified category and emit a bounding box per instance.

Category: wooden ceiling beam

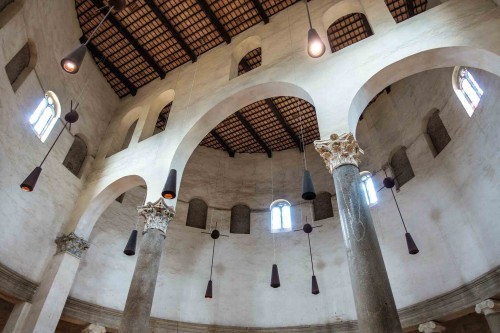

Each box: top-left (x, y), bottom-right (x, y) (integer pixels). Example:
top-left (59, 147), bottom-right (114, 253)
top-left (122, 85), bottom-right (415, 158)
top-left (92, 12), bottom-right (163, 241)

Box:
top-left (143, 0), bottom-right (197, 63)
top-left (80, 36), bottom-right (137, 96)
top-left (405, 0), bottom-right (415, 17)
top-left (265, 98), bottom-right (303, 152)
top-left (210, 130), bottom-right (235, 157)
top-left (90, 0), bottom-right (166, 79)
top-left (235, 112), bottom-right (272, 158)
top-left (250, 0), bottom-right (269, 24)
top-left (195, 0), bottom-right (231, 44)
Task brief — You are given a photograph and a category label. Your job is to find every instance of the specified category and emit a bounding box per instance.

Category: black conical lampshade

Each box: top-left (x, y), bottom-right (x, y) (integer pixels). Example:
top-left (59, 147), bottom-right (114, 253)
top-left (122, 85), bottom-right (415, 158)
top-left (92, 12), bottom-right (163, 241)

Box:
top-left (20, 166), bottom-right (42, 192)
top-left (270, 264), bottom-right (281, 288)
top-left (205, 280), bottom-right (213, 298)
top-left (405, 232), bottom-right (419, 255)
top-left (311, 275), bottom-right (320, 295)
top-left (302, 169), bottom-right (316, 200)
top-left (61, 44), bottom-right (87, 74)
top-left (162, 169), bottom-right (177, 199)
top-left (123, 230), bottom-right (138, 256)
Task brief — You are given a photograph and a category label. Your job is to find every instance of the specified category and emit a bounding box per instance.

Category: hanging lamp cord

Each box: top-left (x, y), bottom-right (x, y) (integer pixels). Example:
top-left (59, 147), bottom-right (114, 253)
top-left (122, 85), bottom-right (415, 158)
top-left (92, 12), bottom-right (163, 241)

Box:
top-left (85, 6), bottom-right (114, 45)
top-left (39, 122), bottom-right (68, 167)
top-left (304, 0), bottom-right (313, 29)
top-left (384, 170), bottom-right (408, 233)
top-left (307, 233), bottom-right (315, 276)
top-left (209, 238), bottom-right (215, 280)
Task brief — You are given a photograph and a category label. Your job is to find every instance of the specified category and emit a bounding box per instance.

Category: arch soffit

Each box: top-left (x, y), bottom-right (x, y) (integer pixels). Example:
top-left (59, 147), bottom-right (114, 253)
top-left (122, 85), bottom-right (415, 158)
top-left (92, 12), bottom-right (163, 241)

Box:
top-left (232, 35), bottom-right (262, 64)
top-left (349, 46), bottom-right (500, 136)
top-left (149, 89), bottom-right (176, 116)
top-left (170, 81), bottom-right (315, 173)
top-left (322, 0), bottom-right (366, 32)
top-left (73, 174), bottom-right (147, 239)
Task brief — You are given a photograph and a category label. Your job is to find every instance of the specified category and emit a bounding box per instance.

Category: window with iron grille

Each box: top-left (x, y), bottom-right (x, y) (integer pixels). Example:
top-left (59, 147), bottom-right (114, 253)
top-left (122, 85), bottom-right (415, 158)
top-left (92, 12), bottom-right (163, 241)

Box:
top-left (384, 0), bottom-right (427, 23)
top-left (455, 67), bottom-right (483, 117)
top-left (327, 13), bottom-right (373, 53)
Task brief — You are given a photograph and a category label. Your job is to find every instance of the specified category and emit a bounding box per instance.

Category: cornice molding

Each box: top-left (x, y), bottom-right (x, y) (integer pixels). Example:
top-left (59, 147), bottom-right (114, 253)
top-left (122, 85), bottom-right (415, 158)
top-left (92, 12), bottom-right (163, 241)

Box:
top-left (0, 263), bottom-right (499, 332)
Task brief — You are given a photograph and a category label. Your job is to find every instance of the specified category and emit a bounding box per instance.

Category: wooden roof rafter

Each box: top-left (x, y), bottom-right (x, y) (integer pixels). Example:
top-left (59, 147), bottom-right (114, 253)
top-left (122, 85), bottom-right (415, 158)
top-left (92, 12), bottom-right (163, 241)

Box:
top-left (250, 0), bottom-right (269, 24)
top-left (265, 98), bottom-right (303, 152)
top-left (235, 112), bottom-right (272, 158)
top-left (90, 0), bottom-right (166, 79)
top-left (195, 0), bottom-right (231, 44)
top-left (80, 36), bottom-right (138, 96)
top-left (210, 130), bottom-right (235, 157)
top-left (143, 0), bottom-right (197, 63)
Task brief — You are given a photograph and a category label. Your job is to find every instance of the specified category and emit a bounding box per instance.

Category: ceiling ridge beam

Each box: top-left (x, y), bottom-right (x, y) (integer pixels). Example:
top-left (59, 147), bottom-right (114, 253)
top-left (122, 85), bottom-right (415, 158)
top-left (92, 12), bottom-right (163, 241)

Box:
top-left (250, 0), bottom-right (269, 24)
top-left (265, 98), bottom-right (303, 152)
top-left (235, 112), bottom-right (272, 158)
top-left (143, 0), bottom-right (197, 63)
top-left (91, 0), bottom-right (166, 79)
top-left (195, 0), bottom-right (231, 44)
top-left (210, 130), bottom-right (235, 157)
top-left (80, 36), bottom-right (138, 96)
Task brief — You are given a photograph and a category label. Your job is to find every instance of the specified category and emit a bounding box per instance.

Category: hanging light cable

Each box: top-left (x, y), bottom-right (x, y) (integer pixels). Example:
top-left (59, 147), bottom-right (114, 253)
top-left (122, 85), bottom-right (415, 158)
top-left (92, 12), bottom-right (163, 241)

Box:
top-left (269, 154), bottom-right (281, 288)
top-left (61, 0), bottom-right (127, 74)
top-left (123, 189), bottom-right (147, 256)
top-left (298, 100), bottom-right (316, 200)
top-left (303, 0), bottom-right (325, 58)
top-left (294, 216), bottom-right (322, 294)
top-left (381, 170), bottom-right (419, 255)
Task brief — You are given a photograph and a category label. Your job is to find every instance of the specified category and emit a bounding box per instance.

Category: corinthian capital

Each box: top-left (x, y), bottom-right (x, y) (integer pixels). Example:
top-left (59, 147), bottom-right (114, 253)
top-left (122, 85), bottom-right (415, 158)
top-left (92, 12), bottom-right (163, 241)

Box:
top-left (55, 232), bottom-right (89, 259)
top-left (314, 133), bottom-right (364, 173)
top-left (476, 299), bottom-right (500, 316)
top-left (138, 197), bottom-right (175, 236)
top-left (418, 321), bottom-right (446, 333)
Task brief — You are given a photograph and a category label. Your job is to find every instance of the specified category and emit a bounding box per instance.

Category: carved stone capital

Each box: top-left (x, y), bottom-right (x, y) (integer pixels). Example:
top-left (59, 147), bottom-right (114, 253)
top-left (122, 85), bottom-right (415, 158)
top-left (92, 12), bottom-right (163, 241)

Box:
top-left (55, 232), bottom-right (89, 259)
top-left (82, 324), bottom-right (106, 333)
top-left (475, 299), bottom-right (500, 316)
top-left (418, 321), bottom-right (446, 333)
top-left (138, 197), bottom-right (175, 236)
top-left (314, 133), bottom-right (364, 173)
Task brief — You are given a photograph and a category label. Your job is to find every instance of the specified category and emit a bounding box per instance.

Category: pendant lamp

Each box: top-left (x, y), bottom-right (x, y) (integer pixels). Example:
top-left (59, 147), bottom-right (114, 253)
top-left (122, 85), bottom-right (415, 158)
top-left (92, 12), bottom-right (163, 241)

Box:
top-left (123, 229), bottom-right (138, 256)
top-left (303, 0), bottom-right (325, 58)
top-left (294, 218), bottom-right (322, 294)
top-left (20, 102), bottom-right (80, 192)
top-left (379, 171), bottom-right (419, 255)
top-left (161, 169), bottom-right (177, 199)
top-left (270, 263), bottom-right (281, 288)
top-left (202, 214), bottom-right (229, 299)
top-left (61, 0), bottom-right (127, 74)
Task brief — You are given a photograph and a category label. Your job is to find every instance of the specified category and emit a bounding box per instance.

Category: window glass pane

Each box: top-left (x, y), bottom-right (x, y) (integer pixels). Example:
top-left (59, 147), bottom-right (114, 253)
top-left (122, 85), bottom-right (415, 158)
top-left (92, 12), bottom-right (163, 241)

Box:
top-left (465, 70), bottom-right (483, 96)
top-left (365, 177), bottom-right (378, 205)
top-left (271, 207), bottom-right (282, 230)
top-left (462, 79), bottom-right (480, 108)
top-left (29, 98), bottom-right (48, 125)
top-left (282, 205), bottom-right (291, 230)
top-left (33, 106), bottom-right (52, 135)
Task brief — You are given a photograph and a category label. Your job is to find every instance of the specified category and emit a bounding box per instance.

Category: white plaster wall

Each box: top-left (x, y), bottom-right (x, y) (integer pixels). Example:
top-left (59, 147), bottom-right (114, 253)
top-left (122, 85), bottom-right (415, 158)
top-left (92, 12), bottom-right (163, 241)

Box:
top-left (70, 67), bottom-right (500, 327)
top-left (0, 0), bottom-right (119, 282)
top-left (356, 67), bottom-right (500, 308)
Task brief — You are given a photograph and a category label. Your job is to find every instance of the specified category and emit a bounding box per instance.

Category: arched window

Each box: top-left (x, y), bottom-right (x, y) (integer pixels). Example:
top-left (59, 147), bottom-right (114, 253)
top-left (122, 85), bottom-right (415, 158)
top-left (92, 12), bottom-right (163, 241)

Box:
top-left (186, 199), bottom-right (208, 229)
top-left (313, 192), bottom-right (334, 221)
top-left (153, 102), bottom-right (172, 135)
top-left (29, 91), bottom-right (60, 142)
top-left (327, 13), bottom-right (373, 53)
top-left (230, 204), bottom-right (251, 234)
top-left (238, 47), bottom-right (262, 76)
top-left (426, 110), bottom-right (451, 156)
top-left (384, 0), bottom-right (428, 23)
top-left (63, 135), bottom-right (88, 177)
top-left (390, 147), bottom-right (415, 188)
top-left (121, 119), bottom-right (138, 151)
top-left (360, 172), bottom-right (378, 206)
top-left (454, 67), bottom-right (483, 117)
top-left (270, 199), bottom-right (292, 233)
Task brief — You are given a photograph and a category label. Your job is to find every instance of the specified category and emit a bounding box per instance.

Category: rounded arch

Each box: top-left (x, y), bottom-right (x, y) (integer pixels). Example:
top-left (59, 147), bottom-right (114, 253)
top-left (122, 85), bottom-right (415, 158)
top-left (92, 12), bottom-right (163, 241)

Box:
top-left (348, 47), bottom-right (500, 135)
top-left (322, 0), bottom-right (366, 32)
top-left (107, 106), bottom-right (144, 157)
top-left (73, 175), bottom-right (147, 239)
top-left (169, 82), bottom-right (315, 187)
top-left (230, 35), bottom-right (262, 79)
top-left (139, 89), bottom-right (176, 141)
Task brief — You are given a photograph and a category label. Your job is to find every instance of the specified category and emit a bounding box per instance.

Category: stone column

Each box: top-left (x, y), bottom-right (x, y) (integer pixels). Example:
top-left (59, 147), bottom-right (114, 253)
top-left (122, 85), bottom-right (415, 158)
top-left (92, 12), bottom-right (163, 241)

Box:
top-left (21, 233), bottom-right (89, 333)
top-left (418, 321), bottom-right (446, 333)
top-left (476, 299), bottom-right (500, 333)
top-left (314, 133), bottom-right (402, 333)
top-left (119, 198), bottom-right (175, 333)
top-left (2, 302), bottom-right (31, 333)
top-left (82, 324), bottom-right (107, 333)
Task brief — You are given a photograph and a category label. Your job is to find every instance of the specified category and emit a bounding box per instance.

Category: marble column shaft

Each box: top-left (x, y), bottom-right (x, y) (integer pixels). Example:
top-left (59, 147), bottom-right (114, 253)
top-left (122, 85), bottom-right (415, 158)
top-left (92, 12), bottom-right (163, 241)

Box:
top-left (119, 198), bottom-right (175, 333)
top-left (476, 299), bottom-right (500, 333)
top-left (315, 133), bottom-right (402, 333)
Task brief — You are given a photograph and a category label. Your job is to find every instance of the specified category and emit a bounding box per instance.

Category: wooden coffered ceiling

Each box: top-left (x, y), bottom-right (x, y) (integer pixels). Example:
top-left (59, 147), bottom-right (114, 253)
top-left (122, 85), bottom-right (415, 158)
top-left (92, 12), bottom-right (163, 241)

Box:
top-left (75, 0), bottom-right (302, 97)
